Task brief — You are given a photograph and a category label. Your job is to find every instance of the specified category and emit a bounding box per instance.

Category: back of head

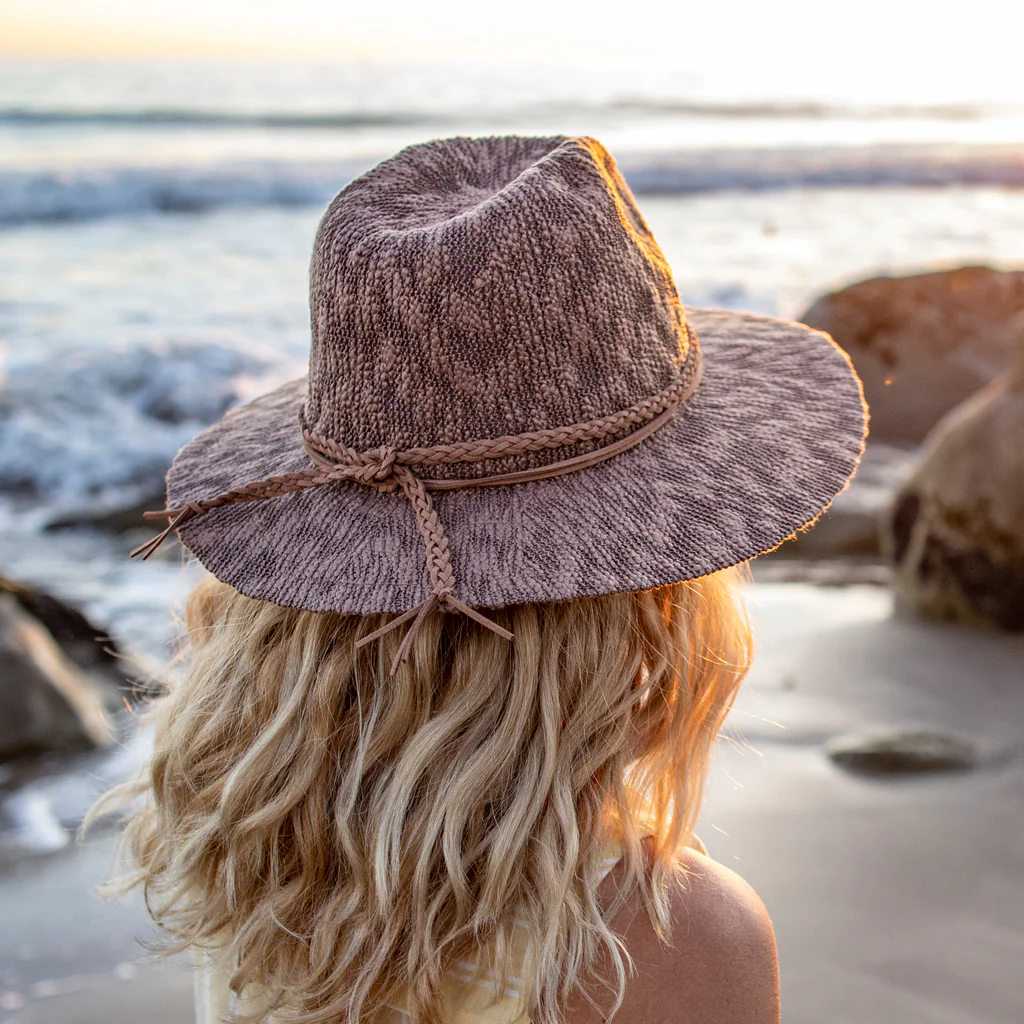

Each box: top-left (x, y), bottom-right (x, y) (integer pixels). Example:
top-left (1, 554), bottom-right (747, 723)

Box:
top-left (107, 570), bottom-right (750, 1024)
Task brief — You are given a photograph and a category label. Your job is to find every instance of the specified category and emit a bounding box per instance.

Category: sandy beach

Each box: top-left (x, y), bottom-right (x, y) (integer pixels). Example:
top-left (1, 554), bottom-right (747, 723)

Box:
top-left (1, 581), bottom-right (1021, 1024)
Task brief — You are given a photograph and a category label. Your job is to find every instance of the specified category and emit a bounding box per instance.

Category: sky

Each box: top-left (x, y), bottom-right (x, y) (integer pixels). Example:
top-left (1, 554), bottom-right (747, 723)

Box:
top-left (4, 0), bottom-right (1024, 109)
top-left (3, 0), bottom-right (1022, 65)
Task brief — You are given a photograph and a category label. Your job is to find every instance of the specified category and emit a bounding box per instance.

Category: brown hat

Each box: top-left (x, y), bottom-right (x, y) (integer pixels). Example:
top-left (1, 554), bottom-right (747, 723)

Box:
top-left (136, 135), bottom-right (866, 668)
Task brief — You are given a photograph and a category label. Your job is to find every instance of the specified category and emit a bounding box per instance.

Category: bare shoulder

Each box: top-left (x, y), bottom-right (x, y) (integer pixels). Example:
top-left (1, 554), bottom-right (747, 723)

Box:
top-left (671, 847), bottom-right (778, 966)
top-left (570, 848), bottom-right (780, 1024)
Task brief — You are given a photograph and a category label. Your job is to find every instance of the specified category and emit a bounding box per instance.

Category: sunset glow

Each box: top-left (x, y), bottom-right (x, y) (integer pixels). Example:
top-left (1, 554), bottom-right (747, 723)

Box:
top-left (3, 0), bottom-right (1024, 98)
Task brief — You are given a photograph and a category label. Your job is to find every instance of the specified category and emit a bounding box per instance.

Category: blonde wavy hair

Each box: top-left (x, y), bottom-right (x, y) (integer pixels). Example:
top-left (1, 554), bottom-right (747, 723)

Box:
top-left (92, 568), bottom-right (751, 1024)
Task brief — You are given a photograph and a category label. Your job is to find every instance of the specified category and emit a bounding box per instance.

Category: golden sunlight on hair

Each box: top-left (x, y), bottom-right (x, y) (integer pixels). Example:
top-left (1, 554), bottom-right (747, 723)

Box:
top-left (90, 569), bottom-right (751, 1024)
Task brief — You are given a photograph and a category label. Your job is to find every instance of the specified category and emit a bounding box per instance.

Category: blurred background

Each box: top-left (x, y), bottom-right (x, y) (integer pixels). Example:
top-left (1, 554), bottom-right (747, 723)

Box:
top-left (1, 2), bottom-right (1023, 1022)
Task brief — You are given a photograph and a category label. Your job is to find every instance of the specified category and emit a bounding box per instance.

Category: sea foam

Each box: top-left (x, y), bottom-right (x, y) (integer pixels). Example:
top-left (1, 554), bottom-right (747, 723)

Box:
top-left (0, 339), bottom-right (290, 508)
top-left (3, 144), bottom-right (1024, 226)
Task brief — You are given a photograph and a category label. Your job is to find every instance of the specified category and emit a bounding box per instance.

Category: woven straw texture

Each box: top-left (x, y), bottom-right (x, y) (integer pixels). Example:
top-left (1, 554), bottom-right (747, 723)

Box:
top-left (165, 135), bottom-right (867, 613)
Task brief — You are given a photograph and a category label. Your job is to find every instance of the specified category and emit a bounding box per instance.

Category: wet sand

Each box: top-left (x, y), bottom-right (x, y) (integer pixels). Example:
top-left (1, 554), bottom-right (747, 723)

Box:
top-left (1, 583), bottom-right (1022, 1023)
top-left (705, 584), bottom-right (1024, 1024)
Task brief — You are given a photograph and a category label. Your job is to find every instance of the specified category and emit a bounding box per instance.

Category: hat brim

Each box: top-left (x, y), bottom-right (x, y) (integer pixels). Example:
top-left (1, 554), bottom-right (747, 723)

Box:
top-left (167, 308), bottom-right (867, 613)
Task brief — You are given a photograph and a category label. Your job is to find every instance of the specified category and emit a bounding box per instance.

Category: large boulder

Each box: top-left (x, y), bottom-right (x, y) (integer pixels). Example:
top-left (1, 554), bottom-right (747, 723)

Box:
top-left (801, 267), bottom-right (1024, 444)
top-left (884, 341), bottom-right (1024, 630)
top-left (0, 577), bottom-right (139, 760)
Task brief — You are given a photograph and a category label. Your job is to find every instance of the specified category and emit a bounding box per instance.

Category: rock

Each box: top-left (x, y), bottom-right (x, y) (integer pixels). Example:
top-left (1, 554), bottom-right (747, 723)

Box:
top-left (0, 575), bottom-right (122, 672)
top-left (43, 486), bottom-right (168, 534)
top-left (801, 266), bottom-right (1024, 444)
top-left (0, 577), bottom-right (144, 761)
top-left (884, 341), bottom-right (1024, 630)
top-left (0, 593), bottom-right (113, 760)
top-left (761, 442), bottom-right (918, 560)
top-left (827, 729), bottom-right (978, 775)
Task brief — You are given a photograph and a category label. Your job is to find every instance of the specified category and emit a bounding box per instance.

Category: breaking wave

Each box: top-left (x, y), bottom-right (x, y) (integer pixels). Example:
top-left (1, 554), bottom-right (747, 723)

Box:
top-left (4, 145), bottom-right (1024, 226)
top-left (0, 339), bottom-right (296, 511)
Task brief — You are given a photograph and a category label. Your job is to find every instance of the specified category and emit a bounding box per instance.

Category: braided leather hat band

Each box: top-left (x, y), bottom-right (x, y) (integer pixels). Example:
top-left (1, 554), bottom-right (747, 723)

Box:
top-left (133, 336), bottom-right (704, 674)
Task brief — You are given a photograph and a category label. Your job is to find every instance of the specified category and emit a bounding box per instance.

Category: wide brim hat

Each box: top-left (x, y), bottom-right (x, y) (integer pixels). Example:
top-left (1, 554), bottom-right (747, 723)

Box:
top-left (143, 136), bottom-right (867, 625)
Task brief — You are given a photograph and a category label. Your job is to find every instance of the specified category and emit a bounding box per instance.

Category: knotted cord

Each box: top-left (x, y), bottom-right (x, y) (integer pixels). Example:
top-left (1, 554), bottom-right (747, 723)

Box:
top-left (133, 334), bottom-right (703, 675)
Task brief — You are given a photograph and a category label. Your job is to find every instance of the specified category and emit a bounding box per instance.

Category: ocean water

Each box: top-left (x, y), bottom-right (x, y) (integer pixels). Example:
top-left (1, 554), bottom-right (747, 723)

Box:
top-left (2, 55), bottom-right (1024, 657)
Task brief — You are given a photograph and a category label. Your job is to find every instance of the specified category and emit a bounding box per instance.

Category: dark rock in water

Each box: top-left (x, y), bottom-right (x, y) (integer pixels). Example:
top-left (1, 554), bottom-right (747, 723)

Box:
top-left (827, 730), bottom-right (977, 775)
top-left (0, 575), bottom-right (120, 670)
top-left (0, 594), bottom-right (111, 759)
top-left (801, 266), bottom-right (1024, 445)
top-left (883, 342), bottom-right (1024, 631)
top-left (0, 577), bottom-right (142, 761)
top-left (44, 487), bottom-right (168, 534)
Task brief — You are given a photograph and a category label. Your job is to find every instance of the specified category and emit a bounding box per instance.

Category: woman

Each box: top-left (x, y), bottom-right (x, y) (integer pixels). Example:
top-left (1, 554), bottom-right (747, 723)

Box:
top-left (95, 135), bottom-right (866, 1023)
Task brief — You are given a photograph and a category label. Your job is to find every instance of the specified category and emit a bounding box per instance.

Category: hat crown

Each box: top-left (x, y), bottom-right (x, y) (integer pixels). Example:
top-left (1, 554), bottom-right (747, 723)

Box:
top-left (305, 135), bottom-right (692, 475)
